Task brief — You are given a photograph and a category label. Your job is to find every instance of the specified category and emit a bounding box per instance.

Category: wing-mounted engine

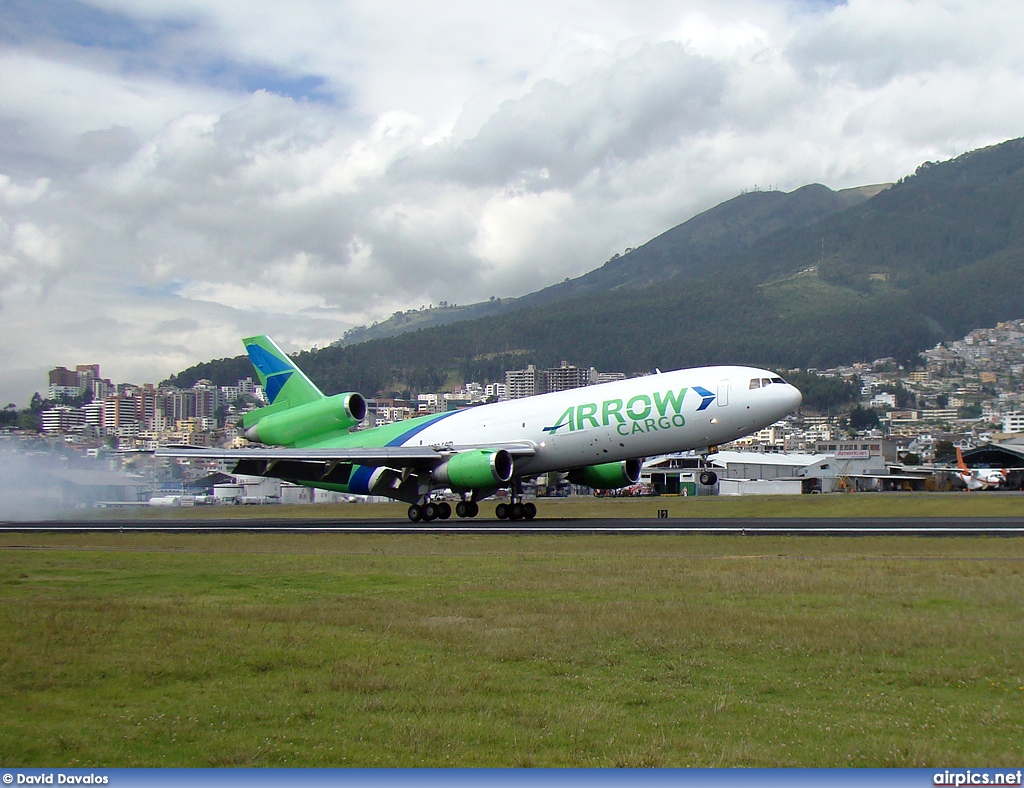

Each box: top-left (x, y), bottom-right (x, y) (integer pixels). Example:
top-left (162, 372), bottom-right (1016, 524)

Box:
top-left (245, 392), bottom-right (367, 446)
top-left (567, 458), bottom-right (642, 489)
top-left (432, 449), bottom-right (514, 489)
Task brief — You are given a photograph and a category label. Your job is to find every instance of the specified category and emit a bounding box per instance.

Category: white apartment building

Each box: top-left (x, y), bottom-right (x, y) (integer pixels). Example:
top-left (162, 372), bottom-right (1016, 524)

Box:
top-left (505, 365), bottom-right (543, 399)
top-left (41, 406), bottom-right (84, 433)
top-left (869, 392), bottom-right (897, 409)
top-left (1003, 412), bottom-right (1024, 434)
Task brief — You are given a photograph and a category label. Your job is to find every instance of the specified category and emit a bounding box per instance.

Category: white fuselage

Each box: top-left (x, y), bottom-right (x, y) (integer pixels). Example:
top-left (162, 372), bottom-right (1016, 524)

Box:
top-left (381, 365), bottom-right (802, 475)
top-left (960, 469), bottom-right (1006, 490)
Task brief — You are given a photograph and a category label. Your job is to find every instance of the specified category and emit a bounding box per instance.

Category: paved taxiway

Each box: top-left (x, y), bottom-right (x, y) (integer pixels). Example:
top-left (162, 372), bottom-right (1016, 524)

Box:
top-left (3, 516), bottom-right (1024, 535)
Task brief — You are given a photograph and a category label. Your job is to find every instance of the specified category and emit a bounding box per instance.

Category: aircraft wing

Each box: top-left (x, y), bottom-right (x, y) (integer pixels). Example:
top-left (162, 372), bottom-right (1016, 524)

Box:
top-left (156, 443), bottom-right (537, 484)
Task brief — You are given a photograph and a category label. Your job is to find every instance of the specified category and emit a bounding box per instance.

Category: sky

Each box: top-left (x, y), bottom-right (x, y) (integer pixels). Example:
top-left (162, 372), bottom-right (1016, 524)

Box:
top-left (2, 0), bottom-right (1024, 404)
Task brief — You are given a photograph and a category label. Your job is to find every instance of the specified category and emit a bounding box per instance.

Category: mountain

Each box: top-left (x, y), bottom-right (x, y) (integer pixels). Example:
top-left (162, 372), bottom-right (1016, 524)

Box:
top-left (336, 182), bottom-right (888, 345)
top-left (513, 182), bottom-right (888, 303)
top-left (169, 136), bottom-right (1024, 396)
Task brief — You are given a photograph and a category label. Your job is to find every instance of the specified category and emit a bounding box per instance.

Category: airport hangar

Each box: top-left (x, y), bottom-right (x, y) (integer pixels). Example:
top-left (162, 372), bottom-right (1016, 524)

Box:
top-left (934, 442), bottom-right (1024, 489)
top-left (643, 443), bottom-right (928, 495)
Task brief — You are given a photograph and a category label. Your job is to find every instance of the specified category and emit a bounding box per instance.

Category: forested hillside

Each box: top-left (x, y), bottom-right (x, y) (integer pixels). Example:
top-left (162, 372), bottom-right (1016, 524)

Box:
top-left (169, 137), bottom-right (1024, 396)
top-left (336, 181), bottom-right (885, 345)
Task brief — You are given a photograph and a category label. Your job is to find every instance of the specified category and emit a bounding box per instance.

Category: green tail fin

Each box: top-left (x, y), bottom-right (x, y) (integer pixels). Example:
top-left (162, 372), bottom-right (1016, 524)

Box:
top-left (241, 335), bottom-right (322, 428)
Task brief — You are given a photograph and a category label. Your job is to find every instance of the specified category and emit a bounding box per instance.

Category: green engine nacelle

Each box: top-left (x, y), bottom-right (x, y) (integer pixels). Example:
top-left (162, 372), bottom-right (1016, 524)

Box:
top-left (432, 449), bottom-right (514, 489)
top-left (245, 392), bottom-right (367, 446)
top-left (567, 459), bottom-right (642, 489)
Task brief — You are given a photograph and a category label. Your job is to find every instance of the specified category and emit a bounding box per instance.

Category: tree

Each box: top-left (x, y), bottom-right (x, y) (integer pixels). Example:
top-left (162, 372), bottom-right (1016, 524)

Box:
top-left (878, 384), bottom-right (916, 409)
top-left (15, 410), bottom-right (40, 431)
top-left (783, 371), bottom-right (858, 414)
top-left (933, 439), bottom-right (955, 461)
top-left (903, 452), bottom-right (921, 466)
top-left (848, 405), bottom-right (880, 431)
top-left (959, 403), bottom-right (982, 419)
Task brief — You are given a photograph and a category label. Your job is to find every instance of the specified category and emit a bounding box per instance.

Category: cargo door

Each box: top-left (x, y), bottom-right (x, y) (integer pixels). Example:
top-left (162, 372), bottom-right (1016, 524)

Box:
top-left (717, 379), bottom-right (730, 407)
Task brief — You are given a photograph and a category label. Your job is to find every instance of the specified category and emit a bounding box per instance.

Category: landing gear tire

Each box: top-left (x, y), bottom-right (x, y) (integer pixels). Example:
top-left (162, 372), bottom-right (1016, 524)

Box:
top-left (437, 501), bottom-right (452, 520)
top-left (510, 503), bottom-right (525, 520)
top-left (456, 501), bottom-right (479, 518)
top-left (523, 502), bottom-right (537, 520)
top-left (495, 503), bottom-right (509, 520)
top-left (699, 471), bottom-right (718, 486)
top-left (408, 504), bottom-right (423, 522)
top-left (423, 502), bottom-right (439, 521)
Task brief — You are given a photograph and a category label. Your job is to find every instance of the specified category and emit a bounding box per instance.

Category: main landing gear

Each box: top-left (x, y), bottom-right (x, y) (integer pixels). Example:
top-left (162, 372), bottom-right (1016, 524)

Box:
top-left (407, 498), bottom-right (481, 521)
top-left (494, 500), bottom-right (536, 521)
top-left (406, 496), bottom-right (537, 522)
top-left (406, 478), bottom-right (539, 522)
top-left (455, 500), bottom-right (479, 518)
top-left (495, 479), bottom-right (537, 521)
top-left (407, 501), bottom-right (451, 522)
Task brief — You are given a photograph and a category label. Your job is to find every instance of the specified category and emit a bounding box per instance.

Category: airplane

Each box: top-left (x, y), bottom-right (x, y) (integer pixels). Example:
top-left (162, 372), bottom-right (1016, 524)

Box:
top-left (955, 447), bottom-right (1007, 491)
top-left (158, 335), bottom-right (802, 521)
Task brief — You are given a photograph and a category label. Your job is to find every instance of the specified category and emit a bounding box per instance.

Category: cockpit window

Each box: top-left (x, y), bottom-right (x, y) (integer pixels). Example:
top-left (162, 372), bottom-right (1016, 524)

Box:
top-left (752, 376), bottom-right (788, 387)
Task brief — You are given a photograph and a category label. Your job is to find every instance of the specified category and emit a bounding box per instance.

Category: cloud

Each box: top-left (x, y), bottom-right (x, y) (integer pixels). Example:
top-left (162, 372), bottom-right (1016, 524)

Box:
top-left (0, 174), bottom-right (50, 205)
top-left (1, 0), bottom-right (1024, 404)
top-left (429, 42), bottom-right (731, 190)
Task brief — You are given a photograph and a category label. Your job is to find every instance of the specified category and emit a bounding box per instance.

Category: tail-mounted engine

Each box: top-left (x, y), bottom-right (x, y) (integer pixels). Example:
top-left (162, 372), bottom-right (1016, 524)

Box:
top-left (245, 392), bottom-right (367, 446)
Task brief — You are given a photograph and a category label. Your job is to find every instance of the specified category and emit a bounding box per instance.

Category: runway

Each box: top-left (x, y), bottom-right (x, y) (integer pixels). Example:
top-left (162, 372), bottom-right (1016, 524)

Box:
top-left (4, 516), bottom-right (1024, 535)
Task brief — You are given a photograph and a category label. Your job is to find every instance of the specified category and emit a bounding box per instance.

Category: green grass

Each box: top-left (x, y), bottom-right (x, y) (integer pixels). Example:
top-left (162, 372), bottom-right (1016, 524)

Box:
top-left (2, 532), bottom-right (1023, 766)
top-left (84, 492), bottom-right (1024, 520)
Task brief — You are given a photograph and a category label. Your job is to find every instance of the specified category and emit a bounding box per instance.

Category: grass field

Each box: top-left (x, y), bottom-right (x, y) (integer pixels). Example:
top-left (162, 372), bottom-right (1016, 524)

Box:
top-left (1, 531), bottom-right (1023, 767)
top-left (74, 491), bottom-right (1024, 521)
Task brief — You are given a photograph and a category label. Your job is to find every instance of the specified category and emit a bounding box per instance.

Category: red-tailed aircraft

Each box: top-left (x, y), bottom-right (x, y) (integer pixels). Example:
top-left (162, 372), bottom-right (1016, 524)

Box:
top-left (956, 447), bottom-right (1007, 490)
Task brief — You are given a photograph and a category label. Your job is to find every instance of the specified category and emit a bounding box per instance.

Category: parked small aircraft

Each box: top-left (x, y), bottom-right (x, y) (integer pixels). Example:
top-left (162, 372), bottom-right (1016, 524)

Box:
top-left (159, 336), bottom-right (802, 520)
top-left (956, 447), bottom-right (1007, 490)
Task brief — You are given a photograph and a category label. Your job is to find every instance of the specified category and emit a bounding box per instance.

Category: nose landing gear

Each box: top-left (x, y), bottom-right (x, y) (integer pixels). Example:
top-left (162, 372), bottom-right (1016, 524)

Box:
top-left (696, 448), bottom-right (718, 488)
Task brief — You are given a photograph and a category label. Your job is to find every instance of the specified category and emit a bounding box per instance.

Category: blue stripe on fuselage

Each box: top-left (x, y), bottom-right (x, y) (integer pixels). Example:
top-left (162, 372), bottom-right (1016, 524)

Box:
top-left (347, 411), bottom-right (458, 494)
top-left (385, 411), bottom-right (456, 446)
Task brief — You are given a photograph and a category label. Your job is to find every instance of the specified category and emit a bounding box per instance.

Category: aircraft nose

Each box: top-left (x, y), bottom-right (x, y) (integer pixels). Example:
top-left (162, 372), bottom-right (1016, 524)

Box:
top-left (784, 383), bottom-right (802, 412)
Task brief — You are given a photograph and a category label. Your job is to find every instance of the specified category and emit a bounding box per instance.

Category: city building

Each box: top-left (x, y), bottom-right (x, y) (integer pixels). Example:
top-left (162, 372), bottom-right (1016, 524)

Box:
top-left (47, 367), bottom-right (82, 400)
top-left (1003, 412), bottom-right (1024, 434)
top-left (504, 361), bottom-right (626, 399)
top-left (504, 365), bottom-right (544, 399)
top-left (41, 406), bottom-right (84, 434)
top-left (544, 361), bottom-right (591, 393)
